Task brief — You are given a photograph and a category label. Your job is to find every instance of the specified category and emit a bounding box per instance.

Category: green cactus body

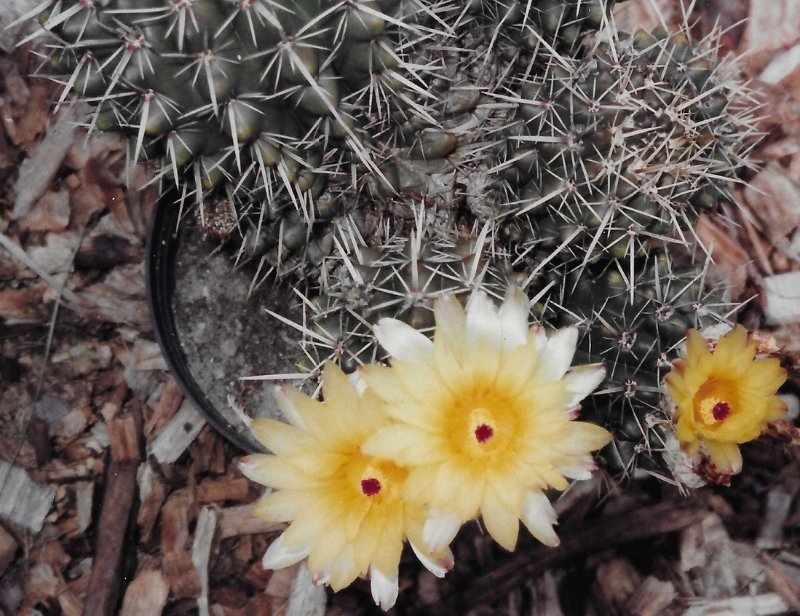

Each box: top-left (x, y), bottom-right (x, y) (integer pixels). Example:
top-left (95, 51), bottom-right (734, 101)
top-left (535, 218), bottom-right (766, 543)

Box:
top-left (298, 212), bottom-right (512, 373)
top-left (489, 28), bottom-right (758, 267)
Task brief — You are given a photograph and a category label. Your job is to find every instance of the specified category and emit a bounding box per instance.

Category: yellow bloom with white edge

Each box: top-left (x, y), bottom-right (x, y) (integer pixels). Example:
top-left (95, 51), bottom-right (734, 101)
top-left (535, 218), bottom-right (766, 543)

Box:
top-left (239, 363), bottom-right (453, 611)
top-left (360, 288), bottom-right (611, 553)
top-left (665, 325), bottom-right (787, 475)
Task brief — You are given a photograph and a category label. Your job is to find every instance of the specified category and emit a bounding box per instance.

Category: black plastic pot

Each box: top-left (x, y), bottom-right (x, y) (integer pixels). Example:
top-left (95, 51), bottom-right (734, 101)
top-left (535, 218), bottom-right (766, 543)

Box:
top-left (145, 194), bottom-right (262, 453)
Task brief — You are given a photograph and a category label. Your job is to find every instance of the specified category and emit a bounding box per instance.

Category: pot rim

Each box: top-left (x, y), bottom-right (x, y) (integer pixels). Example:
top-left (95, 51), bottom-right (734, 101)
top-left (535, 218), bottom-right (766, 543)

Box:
top-left (145, 191), bottom-right (261, 453)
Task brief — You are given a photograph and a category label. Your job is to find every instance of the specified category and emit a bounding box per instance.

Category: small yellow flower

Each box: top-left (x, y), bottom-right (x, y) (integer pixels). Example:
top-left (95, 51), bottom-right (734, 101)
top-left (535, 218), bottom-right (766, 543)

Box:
top-left (665, 325), bottom-right (787, 475)
top-left (239, 363), bottom-right (452, 610)
top-left (361, 288), bottom-right (611, 553)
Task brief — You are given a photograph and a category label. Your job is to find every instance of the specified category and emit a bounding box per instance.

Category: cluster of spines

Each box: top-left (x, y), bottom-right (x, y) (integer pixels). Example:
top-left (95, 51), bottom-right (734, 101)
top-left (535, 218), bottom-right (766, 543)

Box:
top-left (286, 208), bottom-right (512, 375)
top-left (487, 25), bottom-right (761, 270)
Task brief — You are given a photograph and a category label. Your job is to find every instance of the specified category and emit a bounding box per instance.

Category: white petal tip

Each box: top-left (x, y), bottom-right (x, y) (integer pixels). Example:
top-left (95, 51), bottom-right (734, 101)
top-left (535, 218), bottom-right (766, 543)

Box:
top-left (374, 318), bottom-right (433, 361)
top-left (423, 510), bottom-right (462, 554)
top-left (369, 566), bottom-right (399, 611)
top-left (410, 542), bottom-right (454, 579)
top-left (262, 534), bottom-right (309, 570)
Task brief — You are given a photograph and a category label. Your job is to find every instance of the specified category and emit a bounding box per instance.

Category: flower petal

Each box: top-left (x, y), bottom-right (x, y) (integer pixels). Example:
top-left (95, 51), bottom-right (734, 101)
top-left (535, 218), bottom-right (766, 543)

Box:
top-left (239, 455), bottom-right (317, 490)
top-left (498, 286), bottom-right (530, 351)
top-left (433, 293), bottom-right (467, 357)
top-left (559, 422), bottom-right (613, 454)
top-left (538, 327), bottom-right (579, 381)
top-left (423, 509), bottom-right (462, 553)
top-left (262, 533), bottom-right (310, 570)
top-left (684, 329), bottom-right (711, 364)
top-left (481, 487), bottom-right (520, 551)
top-left (521, 491), bottom-right (560, 547)
top-left (705, 441), bottom-right (743, 474)
top-left (563, 363), bottom-right (606, 408)
top-left (322, 361), bottom-right (359, 412)
top-left (410, 542), bottom-right (454, 578)
top-left (558, 455), bottom-right (597, 480)
top-left (250, 418), bottom-right (314, 456)
top-left (362, 425), bottom-right (449, 465)
top-left (374, 317), bottom-right (433, 361)
top-left (252, 490), bottom-right (303, 522)
top-left (369, 566), bottom-right (399, 610)
top-left (274, 384), bottom-right (307, 429)
top-left (465, 290), bottom-right (502, 349)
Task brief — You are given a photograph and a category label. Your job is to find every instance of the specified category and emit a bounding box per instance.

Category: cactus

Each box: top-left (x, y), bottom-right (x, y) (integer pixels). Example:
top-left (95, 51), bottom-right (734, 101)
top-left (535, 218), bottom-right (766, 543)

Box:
top-left (31, 1), bottom-right (767, 486)
top-left (541, 252), bottom-right (737, 477)
top-left (487, 27), bottom-right (760, 268)
top-left (291, 209), bottom-right (513, 374)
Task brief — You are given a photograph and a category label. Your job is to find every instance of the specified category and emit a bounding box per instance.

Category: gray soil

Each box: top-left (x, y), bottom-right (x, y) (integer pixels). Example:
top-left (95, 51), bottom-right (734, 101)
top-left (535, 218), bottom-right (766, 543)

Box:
top-left (172, 226), bottom-right (303, 452)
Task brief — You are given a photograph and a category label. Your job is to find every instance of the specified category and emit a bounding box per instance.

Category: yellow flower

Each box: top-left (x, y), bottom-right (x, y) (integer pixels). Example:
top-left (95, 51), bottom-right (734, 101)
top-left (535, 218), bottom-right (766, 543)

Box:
top-left (360, 288), bottom-right (611, 552)
top-left (665, 325), bottom-right (787, 475)
top-left (239, 363), bottom-right (452, 610)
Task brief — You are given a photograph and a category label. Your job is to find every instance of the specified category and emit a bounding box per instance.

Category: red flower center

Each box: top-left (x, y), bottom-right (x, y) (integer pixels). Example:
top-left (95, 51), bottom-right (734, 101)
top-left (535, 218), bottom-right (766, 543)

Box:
top-left (360, 477), bottom-right (381, 497)
top-left (712, 401), bottom-right (731, 421)
top-left (474, 423), bottom-right (494, 444)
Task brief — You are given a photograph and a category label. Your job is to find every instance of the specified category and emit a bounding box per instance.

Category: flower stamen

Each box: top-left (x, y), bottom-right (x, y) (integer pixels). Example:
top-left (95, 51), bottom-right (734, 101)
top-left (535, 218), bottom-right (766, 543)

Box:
top-left (712, 401), bottom-right (731, 421)
top-left (474, 423), bottom-right (494, 444)
top-left (361, 477), bottom-right (381, 496)
top-left (697, 396), bottom-right (732, 425)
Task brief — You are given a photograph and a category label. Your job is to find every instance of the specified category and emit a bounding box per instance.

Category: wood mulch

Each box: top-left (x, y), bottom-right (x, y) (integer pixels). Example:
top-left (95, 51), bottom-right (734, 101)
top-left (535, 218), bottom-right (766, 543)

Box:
top-left (2, 1), bottom-right (800, 615)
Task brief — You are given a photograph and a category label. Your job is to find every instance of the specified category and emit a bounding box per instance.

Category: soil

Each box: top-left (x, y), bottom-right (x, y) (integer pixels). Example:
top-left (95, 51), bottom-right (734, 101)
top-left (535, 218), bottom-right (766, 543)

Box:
top-left (171, 224), bottom-right (304, 452)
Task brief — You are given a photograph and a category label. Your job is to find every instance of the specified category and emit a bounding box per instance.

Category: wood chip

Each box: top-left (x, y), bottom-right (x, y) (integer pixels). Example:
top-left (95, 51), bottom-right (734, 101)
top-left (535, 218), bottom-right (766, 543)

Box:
top-left (143, 377), bottom-right (184, 439)
top-left (287, 562), bottom-right (326, 616)
top-left (0, 524), bottom-right (18, 576)
top-left (743, 0), bottom-right (800, 70)
top-left (217, 502), bottom-right (283, 539)
top-left (192, 507), bottom-right (219, 616)
top-left (743, 165), bottom-right (800, 243)
top-left (0, 284), bottom-right (47, 324)
top-left (593, 558), bottom-right (642, 614)
top-left (108, 413), bottom-right (142, 464)
top-left (694, 215), bottom-right (750, 298)
top-left (680, 520), bottom-right (706, 573)
top-left (164, 549), bottom-right (202, 599)
top-left (197, 478), bottom-right (250, 504)
top-left (763, 554), bottom-right (800, 612)
top-left (83, 460), bottom-right (138, 616)
top-left (625, 576), bottom-right (677, 616)
top-left (160, 488), bottom-right (195, 554)
top-left (136, 462), bottom-right (166, 543)
top-left (21, 189), bottom-right (71, 232)
top-left (148, 399), bottom-right (207, 464)
top-left (24, 562), bottom-right (64, 608)
top-left (529, 571), bottom-right (564, 616)
top-left (684, 593), bottom-right (790, 616)
top-left (757, 477), bottom-right (800, 549)
top-left (74, 481), bottom-right (94, 536)
top-left (12, 104), bottom-right (87, 220)
top-left (0, 459), bottom-right (56, 534)
top-left (696, 513), bottom-right (738, 599)
top-left (762, 272), bottom-right (800, 325)
top-left (760, 43), bottom-right (800, 98)
top-left (58, 590), bottom-right (84, 616)
top-left (119, 570), bottom-right (170, 616)
top-left (265, 565), bottom-right (295, 599)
